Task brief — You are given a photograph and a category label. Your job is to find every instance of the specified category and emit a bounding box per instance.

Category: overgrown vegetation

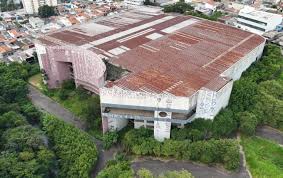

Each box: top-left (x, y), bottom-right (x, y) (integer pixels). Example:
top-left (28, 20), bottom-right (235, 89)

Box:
top-left (241, 136), bottom-right (283, 178)
top-left (230, 44), bottom-right (283, 133)
top-left (103, 131), bottom-right (119, 150)
top-left (37, 79), bottom-right (103, 139)
top-left (170, 109), bottom-right (237, 142)
top-left (123, 128), bottom-right (240, 170)
top-left (0, 62), bottom-right (98, 177)
top-left (42, 114), bottom-right (98, 178)
top-left (0, 62), bottom-right (56, 177)
top-left (97, 157), bottom-right (134, 178)
top-left (163, 2), bottom-right (223, 21)
top-left (104, 60), bottom-right (128, 81)
top-left (0, 0), bottom-right (22, 12)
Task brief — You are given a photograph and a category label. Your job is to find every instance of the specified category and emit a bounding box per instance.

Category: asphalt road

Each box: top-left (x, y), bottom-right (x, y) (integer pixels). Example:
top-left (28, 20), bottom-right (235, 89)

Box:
top-left (256, 126), bottom-right (283, 145)
top-left (28, 85), bottom-right (86, 129)
top-left (132, 157), bottom-right (249, 178)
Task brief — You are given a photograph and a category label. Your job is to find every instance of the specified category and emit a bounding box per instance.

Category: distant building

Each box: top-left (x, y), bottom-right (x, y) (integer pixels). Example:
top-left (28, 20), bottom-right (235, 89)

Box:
top-left (40, 23), bottom-right (61, 33)
top-left (36, 8), bottom-right (265, 141)
top-left (236, 6), bottom-right (283, 35)
top-left (124, 0), bottom-right (145, 6)
top-left (0, 45), bottom-right (13, 59)
top-left (22, 0), bottom-right (58, 14)
top-left (29, 17), bottom-right (45, 29)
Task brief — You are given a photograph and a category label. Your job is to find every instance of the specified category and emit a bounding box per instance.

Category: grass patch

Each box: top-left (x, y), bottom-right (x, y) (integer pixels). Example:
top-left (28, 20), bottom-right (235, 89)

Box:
top-left (241, 136), bottom-right (283, 178)
top-left (28, 73), bottom-right (44, 90)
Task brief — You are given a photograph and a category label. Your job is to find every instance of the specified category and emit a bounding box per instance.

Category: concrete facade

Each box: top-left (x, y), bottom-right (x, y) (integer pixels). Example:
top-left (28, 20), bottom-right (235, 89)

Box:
top-left (36, 8), bottom-right (265, 141)
top-left (22, 0), bottom-right (58, 14)
top-left (236, 6), bottom-right (283, 35)
top-left (35, 43), bottom-right (106, 93)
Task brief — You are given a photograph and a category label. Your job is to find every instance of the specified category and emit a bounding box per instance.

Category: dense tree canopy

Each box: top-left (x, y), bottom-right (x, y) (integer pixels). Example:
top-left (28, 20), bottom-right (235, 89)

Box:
top-left (229, 44), bottom-right (283, 133)
top-left (42, 114), bottom-right (98, 178)
top-left (0, 62), bottom-right (57, 178)
top-left (0, 0), bottom-right (21, 12)
top-left (38, 5), bottom-right (56, 18)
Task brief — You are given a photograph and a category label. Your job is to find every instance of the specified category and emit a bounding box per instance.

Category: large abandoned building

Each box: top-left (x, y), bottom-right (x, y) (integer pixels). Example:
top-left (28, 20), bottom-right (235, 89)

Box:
top-left (35, 7), bottom-right (265, 141)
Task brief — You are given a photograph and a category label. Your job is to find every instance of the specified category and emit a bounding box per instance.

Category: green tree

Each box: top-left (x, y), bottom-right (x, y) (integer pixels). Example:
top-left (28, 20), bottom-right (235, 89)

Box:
top-left (38, 5), bottom-right (56, 18)
top-left (2, 125), bottom-right (47, 152)
top-left (238, 112), bottom-right (258, 136)
top-left (83, 96), bottom-right (101, 129)
top-left (0, 111), bottom-right (27, 136)
top-left (229, 79), bottom-right (259, 113)
top-left (254, 92), bottom-right (283, 128)
top-left (21, 103), bottom-right (41, 124)
top-left (42, 114), bottom-right (98, 178)
top-left (212, 109), bottom-right (237, 138)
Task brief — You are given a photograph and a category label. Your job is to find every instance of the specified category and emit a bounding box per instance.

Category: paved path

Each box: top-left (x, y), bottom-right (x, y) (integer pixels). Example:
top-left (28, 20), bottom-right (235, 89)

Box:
top-left (132, 134), bottom-right (250, 178)
top-left (256, 125), bottom-right (283, 145)
top-left (132, 157), bottom-right (249, 178)
top-left (28, 85), bottom-right (86, 129)
top-left (28, 85), bottom-right (118, 177)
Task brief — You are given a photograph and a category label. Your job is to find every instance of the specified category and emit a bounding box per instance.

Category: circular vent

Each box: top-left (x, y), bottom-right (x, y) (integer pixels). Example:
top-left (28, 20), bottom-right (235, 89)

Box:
top-left (159, 112), bottom-right (167, 117)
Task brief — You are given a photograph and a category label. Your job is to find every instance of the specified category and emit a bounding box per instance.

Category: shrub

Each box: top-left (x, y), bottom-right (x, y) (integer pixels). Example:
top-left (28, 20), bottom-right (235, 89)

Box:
top-left (97, 161), bottom-right (134, 178)
top-left (61, 80), bottom-right (75, 90)
top-left (2, 125), bottom-right (47, 152)
top-left (237, 112), bottom-right (258, 136)
top-left (76, 86), bottom-right (89, 100)
top-left (58, 89), bottom-right (69, 100)
top-left (20, 103), bottom-right (41, 124)
top-left (123, 128), bottom-right (240, 170)
top-left (137, 168), bottom-right (154, 178)
top-left (42, 114), bottom-right (98, 178)
top-left (83, 96), bottom-right (101, 129)
top-left (103, 131), bottom-right (118, 150)
top-left (212, 109), bottom-right (237, 138)
top-left (229, 79), bottom-right (259, 113)
top-left (0, 111), bottom-right (28, 136)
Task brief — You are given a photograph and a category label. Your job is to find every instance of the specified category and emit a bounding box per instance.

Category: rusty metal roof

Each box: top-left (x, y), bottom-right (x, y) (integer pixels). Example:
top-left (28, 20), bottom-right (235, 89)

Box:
top-left (38, 10), bottom-right (265, 97)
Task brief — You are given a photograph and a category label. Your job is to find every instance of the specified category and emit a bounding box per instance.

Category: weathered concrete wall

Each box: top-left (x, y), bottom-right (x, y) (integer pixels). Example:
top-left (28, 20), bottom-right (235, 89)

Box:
top-left (195, 80), bottom-right (233, 119)
top-left (154, 111), bottom-right (172, 141)
top-left (100, 86), bottom-right (197, 113)
top-left (221, 42), bottom-right (265, 80)
top-left (35, 43), bottom-right (106, 94)
top-left (107, 117), bottom-right (128, 132)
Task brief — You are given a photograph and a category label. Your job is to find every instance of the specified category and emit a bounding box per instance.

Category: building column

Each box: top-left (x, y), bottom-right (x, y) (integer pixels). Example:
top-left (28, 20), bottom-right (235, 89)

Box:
top-left (154, 111), bottom-right (172, 142)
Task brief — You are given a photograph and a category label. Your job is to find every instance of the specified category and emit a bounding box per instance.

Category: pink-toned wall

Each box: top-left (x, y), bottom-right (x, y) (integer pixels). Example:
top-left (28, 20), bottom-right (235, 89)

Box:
top-left (38, 45), bottom-right (106, 94)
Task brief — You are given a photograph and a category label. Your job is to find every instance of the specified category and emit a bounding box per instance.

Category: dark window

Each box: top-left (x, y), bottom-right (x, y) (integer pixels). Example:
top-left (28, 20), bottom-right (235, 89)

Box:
top-left (237, 21), bottom-right (266, 32)
top-left (159, 112), bottom-right (167, 117)
top-left (238, 15), bottom-right (267, 26)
